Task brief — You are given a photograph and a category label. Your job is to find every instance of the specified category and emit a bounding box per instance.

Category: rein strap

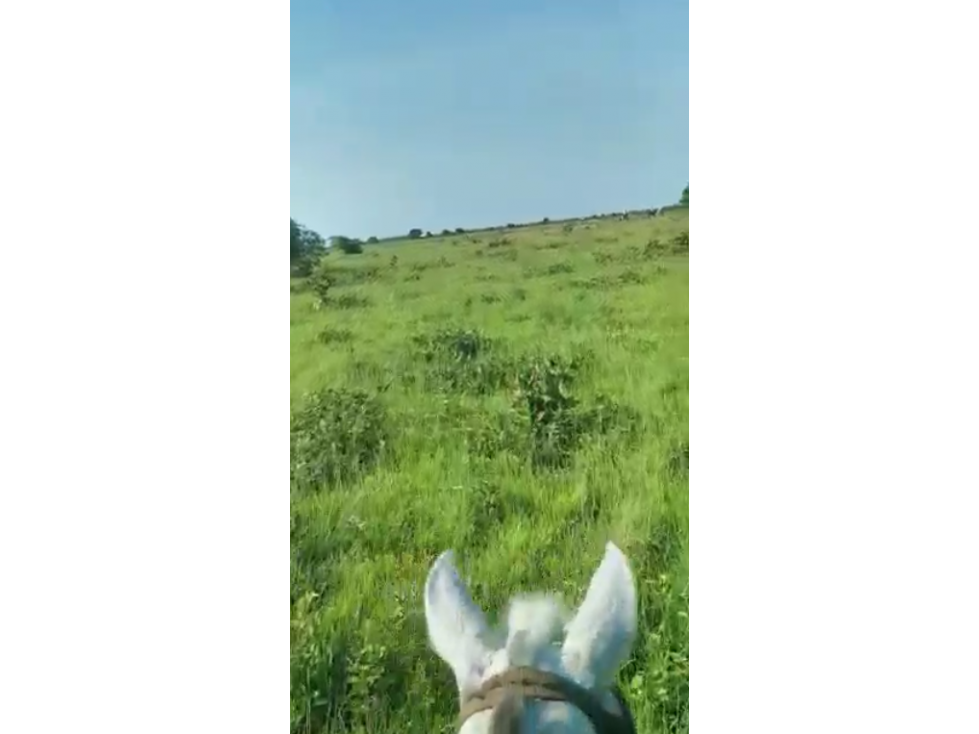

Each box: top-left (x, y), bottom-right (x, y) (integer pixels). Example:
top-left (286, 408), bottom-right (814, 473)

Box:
top-left (457, 667), bottom-right (635, 734)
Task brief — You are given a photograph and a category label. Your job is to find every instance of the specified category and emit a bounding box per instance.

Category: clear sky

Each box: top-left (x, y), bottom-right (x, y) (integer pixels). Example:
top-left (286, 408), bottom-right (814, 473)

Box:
top-left (291, 0), bottom-right (688, 240)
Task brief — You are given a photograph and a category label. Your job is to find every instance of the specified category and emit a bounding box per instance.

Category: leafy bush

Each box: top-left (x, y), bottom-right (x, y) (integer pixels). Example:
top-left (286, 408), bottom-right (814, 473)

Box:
top-left (307, 262), bottom-right (375, 311)
top-left (643, 239), bottom-right (668, 259)
top-left (524, 262), bottom-right (574, 278)
top-left (509, 355), bottom-right (639, 469)
top-left (332, 293), bottom-right (371, 309)
top-left (290, 388), bottom-right (388, 492)
top-left (514, 356), bottom-right (583, 469)
top-left (291, 255), bottom-right (320, 278)
top-left (411, 328), bottom-right (512, 395)
top-left (291, 218), bottom-right (327, 263)
top-left (308, 267), bottom-right (334, 303)
top-left (619, 267), bottom-right (645, 285)
top-left (671, 231), bottom-right (689, 254)
top-left (333, 236), bottom-right (364, 254)
top-left (317, 328), bottom-right (354, 345)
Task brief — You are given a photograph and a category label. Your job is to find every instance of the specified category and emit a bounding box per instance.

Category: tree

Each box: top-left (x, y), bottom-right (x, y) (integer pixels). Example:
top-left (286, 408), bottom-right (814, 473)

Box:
top-left (290, 218), bottom-right (303, 260)
top-left (408, 228), bottom-right (423, 239)
top-left (680, 184), bottom-right (689, 207)
top-left (332, 235), bottom-right (363, 254)
top-left (291, 218), bottom-right (326, 262)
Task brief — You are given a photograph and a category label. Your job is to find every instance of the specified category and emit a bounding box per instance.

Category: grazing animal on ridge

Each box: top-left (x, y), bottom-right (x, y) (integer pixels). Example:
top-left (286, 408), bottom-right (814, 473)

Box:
top-left (424, 542), bottom-right (638, 734)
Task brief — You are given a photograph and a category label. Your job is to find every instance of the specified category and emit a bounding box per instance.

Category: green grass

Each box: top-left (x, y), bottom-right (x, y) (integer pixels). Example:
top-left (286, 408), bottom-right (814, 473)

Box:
top-left (290, 211), bottom-right (689, 733)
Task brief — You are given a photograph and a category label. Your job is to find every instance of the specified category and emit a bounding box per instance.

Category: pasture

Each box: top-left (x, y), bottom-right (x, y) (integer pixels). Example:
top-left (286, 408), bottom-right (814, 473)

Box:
top-left (290, 210), bottom-right (689, 733)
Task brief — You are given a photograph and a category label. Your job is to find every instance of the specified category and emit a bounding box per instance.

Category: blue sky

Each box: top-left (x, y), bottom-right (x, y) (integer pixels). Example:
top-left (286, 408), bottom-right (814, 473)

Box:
top-left (291, 0), bottom-right (688, 240)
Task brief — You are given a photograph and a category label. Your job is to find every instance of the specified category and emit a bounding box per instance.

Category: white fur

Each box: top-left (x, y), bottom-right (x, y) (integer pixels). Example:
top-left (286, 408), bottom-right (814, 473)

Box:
top-left (424, 542), bottom-right (638, 733)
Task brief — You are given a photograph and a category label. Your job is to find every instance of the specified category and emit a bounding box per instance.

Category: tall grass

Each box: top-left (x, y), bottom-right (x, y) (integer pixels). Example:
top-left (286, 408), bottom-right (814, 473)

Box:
top-left (290, 211), bottom-right (689, 733)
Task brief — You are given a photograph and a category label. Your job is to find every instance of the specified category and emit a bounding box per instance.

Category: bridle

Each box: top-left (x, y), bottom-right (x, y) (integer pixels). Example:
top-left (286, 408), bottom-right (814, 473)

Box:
top-left (457, 666), bottom-right (637, 734)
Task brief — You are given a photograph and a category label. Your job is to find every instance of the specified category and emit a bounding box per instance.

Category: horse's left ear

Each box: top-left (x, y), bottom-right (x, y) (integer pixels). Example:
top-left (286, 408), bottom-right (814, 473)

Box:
top-left (424, 550), bottom-right (495, 695)
top-left (561, 542), bottom-right (638, 689)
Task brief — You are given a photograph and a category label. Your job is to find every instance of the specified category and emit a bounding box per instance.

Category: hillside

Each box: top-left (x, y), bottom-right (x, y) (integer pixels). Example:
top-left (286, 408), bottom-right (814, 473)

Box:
top-left (290, 209), bottom-right (689, 734)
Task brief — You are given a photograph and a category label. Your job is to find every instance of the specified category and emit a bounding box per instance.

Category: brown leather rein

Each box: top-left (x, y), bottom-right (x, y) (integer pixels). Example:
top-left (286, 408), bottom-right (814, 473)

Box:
top-left (457, 666), bottom-right (636, 733)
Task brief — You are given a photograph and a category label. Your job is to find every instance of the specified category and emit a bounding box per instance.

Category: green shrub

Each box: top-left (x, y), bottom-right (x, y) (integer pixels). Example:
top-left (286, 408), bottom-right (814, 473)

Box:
top-left (290, 388), bottom-right (388, 492)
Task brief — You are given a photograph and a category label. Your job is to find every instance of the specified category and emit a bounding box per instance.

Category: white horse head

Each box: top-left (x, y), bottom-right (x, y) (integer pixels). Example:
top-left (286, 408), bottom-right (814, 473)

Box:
top-left (424, 542), bottom-right (638, 733)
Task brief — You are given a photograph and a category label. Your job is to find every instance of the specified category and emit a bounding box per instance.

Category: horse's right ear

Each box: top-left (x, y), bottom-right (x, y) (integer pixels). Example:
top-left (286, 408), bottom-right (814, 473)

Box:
top-left (561, 542), bottom-right (638, 689)
top-left (424, 550), bottom-right (494, 695)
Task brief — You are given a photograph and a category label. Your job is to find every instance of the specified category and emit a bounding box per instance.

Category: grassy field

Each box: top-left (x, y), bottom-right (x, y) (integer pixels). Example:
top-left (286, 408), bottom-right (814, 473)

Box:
top-left (290, 210), bottom-right (689, 733)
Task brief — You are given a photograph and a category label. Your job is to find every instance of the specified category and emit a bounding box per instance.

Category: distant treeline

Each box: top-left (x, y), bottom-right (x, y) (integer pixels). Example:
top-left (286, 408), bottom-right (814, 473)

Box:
top-left (291, 183), bottom-right (688, 261)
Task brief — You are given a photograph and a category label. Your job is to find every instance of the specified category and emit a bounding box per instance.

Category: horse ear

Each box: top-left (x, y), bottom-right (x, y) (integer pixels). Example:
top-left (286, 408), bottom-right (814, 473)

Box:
top-left (424, 550), bottom-right (494, 695)
top-left (561, 542), bottom-right (638, 689)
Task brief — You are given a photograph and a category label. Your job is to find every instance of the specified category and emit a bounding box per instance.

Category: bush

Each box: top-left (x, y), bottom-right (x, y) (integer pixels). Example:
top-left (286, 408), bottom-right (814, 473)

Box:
top-left (308, 266), bottom-right (334, 303)
top-left (515, 356), bottom-right (582, 469)
top-left (291, 218), bottom-right (326, 263)
top-left (411, 328), bottom-right (512, 395)
top-left (367, 236), bottom-right (379, 244)
top-left (671, 231), bottom-right (689, 254)
top-left (333, 236), bottom-right (364, 254)
top-left (316, 328), bottom-right (354, 345)
top-left (524, 262), bottom-right (574, 278)
top-left (408, 228), bottom-right (422, 239)
top-left (290, 388), bottom-right (388, 492)
top-left (510, 355), bottom-right (639, 469)
top-left (291, 254), bottom-right (319, 278)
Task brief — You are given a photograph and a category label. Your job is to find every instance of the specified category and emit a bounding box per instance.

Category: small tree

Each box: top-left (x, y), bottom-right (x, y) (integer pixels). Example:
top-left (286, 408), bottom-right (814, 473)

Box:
top-left (291, 218), bottom-right (325, 260)
top-left (408, 228), bottom-right (423, 239)
top-left (332, 235), bottom-right (363, 254)
top-left (290, 218), bottom-right (303, 260)
top-left (367, 236), bottom-right (379, 244)
top-left (680, 184), bottom-right (689, 207)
